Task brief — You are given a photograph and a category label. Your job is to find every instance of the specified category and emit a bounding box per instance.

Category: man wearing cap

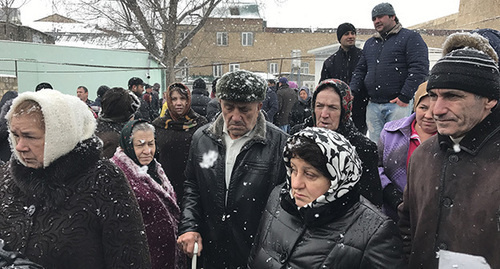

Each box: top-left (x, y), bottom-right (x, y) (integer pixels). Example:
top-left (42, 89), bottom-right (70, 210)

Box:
top-left (177, 70), bottom-right (288, 269)
top-left (350, 2), bottom-right (429, 143)
top-left (398, 33), bottom-right (500, 268)
top-left (321, 22), bottom-right (367, 134)
top-left (128, 76), bottom-right (150, 121)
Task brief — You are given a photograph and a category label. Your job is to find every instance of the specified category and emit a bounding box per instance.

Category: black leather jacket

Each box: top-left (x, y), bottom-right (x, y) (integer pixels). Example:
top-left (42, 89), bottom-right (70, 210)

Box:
top-left (248, 184), bottom-right (405, 269)
top-left (179, 112), bottom-right (288, 269)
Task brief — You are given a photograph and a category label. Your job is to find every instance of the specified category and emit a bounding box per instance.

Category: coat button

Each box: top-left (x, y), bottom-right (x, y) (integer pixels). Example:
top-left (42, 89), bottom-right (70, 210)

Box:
top-left (279, 252), bottom-right (288, 264)
top-left (442, 197), bottom-right (453, 208)
top-left (449, 155), bottom-right (459, 163)
top-left (438, 242), bottom-right (448, 250)
top-left (27, 205), bottom-right (36, 216)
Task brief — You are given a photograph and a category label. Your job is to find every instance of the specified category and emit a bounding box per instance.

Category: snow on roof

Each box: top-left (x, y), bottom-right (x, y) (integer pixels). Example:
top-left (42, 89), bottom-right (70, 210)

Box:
top-left (210, 2), bottom-right (261, 19)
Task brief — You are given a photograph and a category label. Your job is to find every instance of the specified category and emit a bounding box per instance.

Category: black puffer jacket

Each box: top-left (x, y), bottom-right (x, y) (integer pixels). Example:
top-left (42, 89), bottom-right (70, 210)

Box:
top-left (191, 88), bottom-right (211, 117)
top-left (0, 137), bottom-right (151, 269)
top-left (248, 184), bottom-right (405, 269)
top-left (179, 112), bottom-right (288, 269)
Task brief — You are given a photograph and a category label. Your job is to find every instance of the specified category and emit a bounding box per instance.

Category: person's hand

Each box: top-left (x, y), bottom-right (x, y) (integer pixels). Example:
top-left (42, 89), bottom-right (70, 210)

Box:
top-left (390, 97), bottom-right (409, 107)
top-left (177, 232), bottom-right (203, 257)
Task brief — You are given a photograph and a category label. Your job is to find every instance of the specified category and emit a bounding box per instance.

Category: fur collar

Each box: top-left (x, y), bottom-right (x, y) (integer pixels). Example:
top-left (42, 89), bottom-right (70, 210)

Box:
top-left (111, 148), bottom-right (176, 198)
top-left (206, 111), bottom-right (267, 143)
top-left (374, 22), bottom-right (402, 39)
top-left (9, 136), bottom-right (102, 209)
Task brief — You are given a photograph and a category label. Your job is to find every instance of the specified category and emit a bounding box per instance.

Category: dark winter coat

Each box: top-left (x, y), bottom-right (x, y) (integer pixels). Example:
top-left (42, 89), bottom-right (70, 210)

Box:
top-left (320, 46), bottom-right (368, 134)
top-left (95, 118), bottom-right (127, 158)
top-left (191, 88), bottom-right (211, 117)
top-left (350, 23), bottom-right (429, 104)
top-left (399, 108), bottom-right (500, 268)
top-left (248, 184), bottom-right (404, 269)
top-left (135, 93), bottom-right (154, 122)
top-left (275, 85), bottom-right (297, 126)
top-left (152, 109), bottom-right (208, 205)
top-left (206, 98), bottom-right (221, 122)
top-left (262, 87), bottom-right (279, 122)
top-left (179, 112), bottom-right (288, 269)
top-left (289, 99), bottom-right (311, 128)
top-left (291, 117), bottom-right (383, 207)
top-left (320, 46), bottom-right (363, 84)
top-left (0, 137), bottom-right (152, 269)
top-left (111, 149), bottom-right (183, 269)
top-left (0, 101), bottom-right (13, 163)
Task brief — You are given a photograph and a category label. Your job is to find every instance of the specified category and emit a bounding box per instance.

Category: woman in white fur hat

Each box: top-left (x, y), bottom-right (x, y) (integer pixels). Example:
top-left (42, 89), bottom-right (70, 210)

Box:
top-left (0, 89), bottom-right (152, 268)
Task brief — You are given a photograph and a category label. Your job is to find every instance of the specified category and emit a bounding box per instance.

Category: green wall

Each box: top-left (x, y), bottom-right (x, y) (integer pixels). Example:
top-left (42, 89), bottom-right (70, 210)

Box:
top-left (0, 40), bottom-right (164, 100)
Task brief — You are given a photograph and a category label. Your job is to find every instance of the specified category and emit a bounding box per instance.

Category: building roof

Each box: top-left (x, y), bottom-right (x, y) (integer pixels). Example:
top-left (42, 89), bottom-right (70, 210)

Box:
top-left (210, 2), bottom-right (261, 19)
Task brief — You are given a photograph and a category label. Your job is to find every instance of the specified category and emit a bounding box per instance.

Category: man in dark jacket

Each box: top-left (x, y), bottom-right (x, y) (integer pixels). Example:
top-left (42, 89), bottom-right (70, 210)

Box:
top-left (177, 70), bottom-right (288, 269)
top-left (275, 77), bottom-right (297, 133)
top-left (320, 22), bottom-right (367, 134)
top-left (262, 79), bottom-right (278, 123)
top-left (398, 33), bottom-right (500, 268)
top-left (191, 78), bottom-right (211, 117)
top-left (350, 2), bottom-right (429, 143)
top-left (128, 76), bottom-right (151, 121)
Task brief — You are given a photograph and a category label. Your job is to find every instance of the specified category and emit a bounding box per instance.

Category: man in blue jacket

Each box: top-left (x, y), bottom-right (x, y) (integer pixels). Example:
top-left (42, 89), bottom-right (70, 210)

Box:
top-left (350, 2), bottom-right (429, 143)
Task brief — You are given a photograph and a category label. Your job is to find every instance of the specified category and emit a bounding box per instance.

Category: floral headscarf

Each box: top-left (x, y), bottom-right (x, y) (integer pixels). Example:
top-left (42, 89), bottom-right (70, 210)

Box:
top-left (166, 82), bottom-right (192, 121)
top-left (311, 79), bottom-right (353, 126)
top-left (283, 127), bottom-right (362, 208)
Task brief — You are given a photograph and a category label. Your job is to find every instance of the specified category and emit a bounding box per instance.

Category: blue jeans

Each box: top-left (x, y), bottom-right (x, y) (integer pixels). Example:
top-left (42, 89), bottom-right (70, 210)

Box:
top-left (366, 100), bottom-right (413, 143)
top-left (279, 124), bottom-right (290, 134)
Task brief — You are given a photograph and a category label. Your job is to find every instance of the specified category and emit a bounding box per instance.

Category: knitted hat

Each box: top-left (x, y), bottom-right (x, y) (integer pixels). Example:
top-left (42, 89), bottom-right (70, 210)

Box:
top-left (193, 78), bottom-right (207, 90)
top-left (216, 70), bottom-right (267, 102)
top-left (312, 79), bottom-right (353, 126)
top-left (372, 2), bottom-right (396, 19)
top-left (100, 87), bottom-right (140, 122)
top-left (413, 81), bottom-right (429, 112)
top-left (337, 23), bottom-right (356, 42)
top-left (427, 33), bottom-right (500, 100)
top-left (7, 89), bottom-right (96, 168)
top-left (288, 81), bottom-right (298, 89)
top-left (278, 77), bottom-right (288, 85)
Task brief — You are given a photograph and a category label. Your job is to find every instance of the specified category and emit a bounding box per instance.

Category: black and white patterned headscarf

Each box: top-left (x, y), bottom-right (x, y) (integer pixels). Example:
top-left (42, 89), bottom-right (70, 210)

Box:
top-left (283, 127), bottom-right (362, 208)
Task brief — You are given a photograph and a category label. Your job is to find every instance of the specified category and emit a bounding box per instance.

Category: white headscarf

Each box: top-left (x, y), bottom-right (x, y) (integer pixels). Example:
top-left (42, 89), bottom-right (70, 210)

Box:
top-left (6, 89), bottom-right (96, 168)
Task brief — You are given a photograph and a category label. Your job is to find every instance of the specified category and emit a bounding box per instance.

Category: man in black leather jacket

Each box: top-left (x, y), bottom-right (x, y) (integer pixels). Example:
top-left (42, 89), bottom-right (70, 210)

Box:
top-left (177, 70), bottom-right (288, 269)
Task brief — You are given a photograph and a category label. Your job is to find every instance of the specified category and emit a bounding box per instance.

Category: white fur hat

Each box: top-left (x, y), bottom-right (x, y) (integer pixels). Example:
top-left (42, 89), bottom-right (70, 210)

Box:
top-left (6, 89), bottom-right (96, 168)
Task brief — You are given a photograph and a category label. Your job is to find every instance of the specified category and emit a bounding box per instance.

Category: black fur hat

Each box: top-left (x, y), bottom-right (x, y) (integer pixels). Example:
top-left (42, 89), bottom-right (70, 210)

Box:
top-left (216, 70), bottom-right (267, 102)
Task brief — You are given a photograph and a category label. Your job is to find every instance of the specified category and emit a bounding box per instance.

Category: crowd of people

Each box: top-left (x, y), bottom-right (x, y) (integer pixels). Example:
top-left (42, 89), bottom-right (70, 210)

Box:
top-left (0, 2), bottom-right (499, 269)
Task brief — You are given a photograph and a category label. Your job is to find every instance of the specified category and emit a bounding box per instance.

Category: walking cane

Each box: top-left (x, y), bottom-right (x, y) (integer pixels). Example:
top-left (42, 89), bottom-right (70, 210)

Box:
top-left (191, 241), bottom-right (199, 269)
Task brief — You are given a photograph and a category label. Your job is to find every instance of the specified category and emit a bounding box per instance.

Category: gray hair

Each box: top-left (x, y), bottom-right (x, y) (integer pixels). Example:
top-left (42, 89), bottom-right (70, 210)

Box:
top-left (130, 122), bottom-right (155, 142)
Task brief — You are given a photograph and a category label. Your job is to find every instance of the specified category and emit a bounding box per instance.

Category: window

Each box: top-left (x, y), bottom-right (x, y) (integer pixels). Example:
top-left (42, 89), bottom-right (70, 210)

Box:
top-left (213, 64), bottom-right (223, 77)
top-left (179, 32), bottom-right (188, 41)
top-left (217, 32), bottom-right (228, 46)
top-left (269, 63), bottom-right (278, 74)
top-left (241, 32), bottom-right (254, 46)
top-left (229, 63), bottom-right (240, 72)
top-left (300, 62), bottom-right (309, 74)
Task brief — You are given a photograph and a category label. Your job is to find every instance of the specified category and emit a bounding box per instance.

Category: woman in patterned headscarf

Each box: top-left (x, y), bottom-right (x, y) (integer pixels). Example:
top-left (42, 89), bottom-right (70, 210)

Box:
top-left (248, 127), bottom-right (404, 269)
